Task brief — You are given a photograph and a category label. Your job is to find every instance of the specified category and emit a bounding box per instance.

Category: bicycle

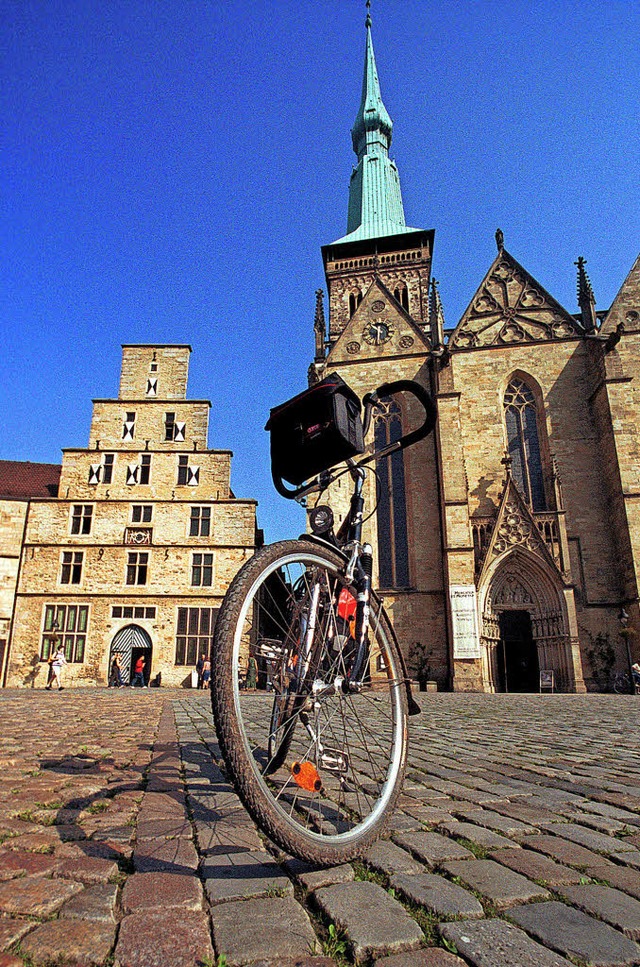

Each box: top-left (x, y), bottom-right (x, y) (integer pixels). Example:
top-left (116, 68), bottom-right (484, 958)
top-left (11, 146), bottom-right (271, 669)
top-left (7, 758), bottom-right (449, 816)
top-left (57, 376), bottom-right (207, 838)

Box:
top-left (211, 375), bottom-right (436, 864)
top-left (611, 671), bottom-right (640, 695)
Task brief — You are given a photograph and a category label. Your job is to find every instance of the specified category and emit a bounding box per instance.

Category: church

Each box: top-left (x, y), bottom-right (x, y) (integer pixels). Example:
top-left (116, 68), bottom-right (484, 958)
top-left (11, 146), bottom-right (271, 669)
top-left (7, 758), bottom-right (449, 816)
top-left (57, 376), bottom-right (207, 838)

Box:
top-left (308, 7), bottom-right (640, 693)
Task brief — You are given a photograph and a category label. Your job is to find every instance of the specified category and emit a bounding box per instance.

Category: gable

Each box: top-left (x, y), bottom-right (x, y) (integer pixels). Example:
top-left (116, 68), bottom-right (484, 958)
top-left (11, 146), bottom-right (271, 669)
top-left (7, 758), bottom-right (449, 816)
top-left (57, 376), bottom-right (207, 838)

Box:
top-left (600, 253), bottom-right (640, 335)
top-left (326, 277), bottom-right (430, 366)
top-left (450, 249), bottom-right (583, 350)
top-left (477, 475), bottom-right (563, 587)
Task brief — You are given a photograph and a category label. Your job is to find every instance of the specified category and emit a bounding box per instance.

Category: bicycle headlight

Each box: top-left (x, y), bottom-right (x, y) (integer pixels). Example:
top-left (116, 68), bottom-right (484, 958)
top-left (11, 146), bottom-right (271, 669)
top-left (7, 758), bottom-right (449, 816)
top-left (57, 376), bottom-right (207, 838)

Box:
top-left (309, 505), bottom-right (334, 535)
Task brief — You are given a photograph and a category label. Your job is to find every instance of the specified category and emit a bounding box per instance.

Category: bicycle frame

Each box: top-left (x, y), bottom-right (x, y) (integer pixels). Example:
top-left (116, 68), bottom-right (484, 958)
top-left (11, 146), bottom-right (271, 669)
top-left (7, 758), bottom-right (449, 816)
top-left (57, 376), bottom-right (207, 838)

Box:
top-left (267, 379), bottom-right (436, 712)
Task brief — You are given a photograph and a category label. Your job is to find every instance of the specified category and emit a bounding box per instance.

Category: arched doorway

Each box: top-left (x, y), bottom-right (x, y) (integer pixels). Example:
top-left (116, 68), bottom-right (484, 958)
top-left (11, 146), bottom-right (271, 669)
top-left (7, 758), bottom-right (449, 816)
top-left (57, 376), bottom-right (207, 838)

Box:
top-left (479, 548), bottom-right (576, 692)
top-left (497, 610), bottom-right (539, 692)
top-left (109, 625), bottom-right (152, 686)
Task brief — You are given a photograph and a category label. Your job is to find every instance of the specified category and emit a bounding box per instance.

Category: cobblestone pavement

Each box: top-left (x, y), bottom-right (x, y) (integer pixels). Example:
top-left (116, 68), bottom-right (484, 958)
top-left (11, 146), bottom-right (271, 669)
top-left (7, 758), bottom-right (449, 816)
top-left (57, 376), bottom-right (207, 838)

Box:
top-left (0, 691), bottom-right (639, 966)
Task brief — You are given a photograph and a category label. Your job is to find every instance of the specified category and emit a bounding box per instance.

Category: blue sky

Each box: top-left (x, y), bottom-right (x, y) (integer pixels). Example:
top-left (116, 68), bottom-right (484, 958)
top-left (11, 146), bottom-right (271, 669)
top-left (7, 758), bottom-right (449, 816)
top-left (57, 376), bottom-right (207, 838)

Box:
top-left (3, 0), bottom-right (640, 541)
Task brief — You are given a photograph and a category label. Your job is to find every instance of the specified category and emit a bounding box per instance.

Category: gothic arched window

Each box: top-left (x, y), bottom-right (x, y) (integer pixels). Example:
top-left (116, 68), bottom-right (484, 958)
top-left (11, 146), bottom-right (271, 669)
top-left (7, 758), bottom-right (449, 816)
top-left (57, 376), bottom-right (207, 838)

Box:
top-left (393, 283), bottom-right (409, 312)
top-left (375, 400), bottom-right (409, 587)
top-left (503, 378), bottom-right (546, 511)
top-left (348, 291), bottom-right (363, 318)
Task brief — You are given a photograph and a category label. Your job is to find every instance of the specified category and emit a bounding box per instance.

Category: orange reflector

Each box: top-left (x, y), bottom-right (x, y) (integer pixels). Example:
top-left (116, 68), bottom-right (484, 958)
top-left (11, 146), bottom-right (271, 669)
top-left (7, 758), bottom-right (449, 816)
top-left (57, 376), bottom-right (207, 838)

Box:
top-left (291, 761), bottom-right (322, 793)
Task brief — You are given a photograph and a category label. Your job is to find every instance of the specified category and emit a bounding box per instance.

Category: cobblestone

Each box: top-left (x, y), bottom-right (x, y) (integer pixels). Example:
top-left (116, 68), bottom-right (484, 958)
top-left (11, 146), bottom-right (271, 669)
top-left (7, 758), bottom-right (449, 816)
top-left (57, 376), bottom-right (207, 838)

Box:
top-left (487, 846), bottom-right (585, 886)
top-left (558, 883), bottom-right (640, 939)
top-left (509, 900), bottom-right (640, 965)
top-left (313, 881), bottom-right (424, 962)
top-left (211, 896), bottom-right (319, 964)
top-left (19, 919), bottom-right (116, 966)
top-left (439, 918), bottom-right (574, 966)
top-left (2, 690), bottom-right (640, 964)
top-left (393, 829), bottom-right (475, 865)
top-left (389, 870), bottom-right (484, 918)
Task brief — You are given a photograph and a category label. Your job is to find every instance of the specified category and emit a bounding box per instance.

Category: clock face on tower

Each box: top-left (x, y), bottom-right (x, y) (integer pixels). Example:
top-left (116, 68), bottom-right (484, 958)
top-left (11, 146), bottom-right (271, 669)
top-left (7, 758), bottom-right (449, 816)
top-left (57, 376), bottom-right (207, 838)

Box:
top-left (362, 320), bottom-right (394, 346)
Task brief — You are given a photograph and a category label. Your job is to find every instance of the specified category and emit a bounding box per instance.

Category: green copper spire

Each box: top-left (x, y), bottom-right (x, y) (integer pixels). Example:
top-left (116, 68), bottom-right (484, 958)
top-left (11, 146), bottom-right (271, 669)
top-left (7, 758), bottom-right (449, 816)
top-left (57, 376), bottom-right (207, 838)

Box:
top-left (332, 2), bottom-right (418, 245)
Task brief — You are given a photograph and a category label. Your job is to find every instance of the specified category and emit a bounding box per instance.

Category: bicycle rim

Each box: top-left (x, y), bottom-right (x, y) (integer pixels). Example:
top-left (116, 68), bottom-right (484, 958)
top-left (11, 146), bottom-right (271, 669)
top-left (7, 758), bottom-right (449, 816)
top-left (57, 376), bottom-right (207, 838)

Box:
top-left (214, 542), bottom-right (408, 862)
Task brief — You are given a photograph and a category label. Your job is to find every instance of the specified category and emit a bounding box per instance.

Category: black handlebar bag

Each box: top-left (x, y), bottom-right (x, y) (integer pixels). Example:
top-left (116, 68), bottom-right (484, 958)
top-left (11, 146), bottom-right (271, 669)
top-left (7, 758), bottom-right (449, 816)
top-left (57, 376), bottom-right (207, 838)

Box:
top-left (266, 373), bottom-right (365, 486)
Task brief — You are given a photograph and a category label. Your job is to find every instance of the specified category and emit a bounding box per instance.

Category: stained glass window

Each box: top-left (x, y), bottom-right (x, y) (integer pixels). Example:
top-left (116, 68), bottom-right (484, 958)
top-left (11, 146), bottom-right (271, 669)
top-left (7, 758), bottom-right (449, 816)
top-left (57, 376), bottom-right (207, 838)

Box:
top-left (504, 378), bottom-right (546, 511)
top-left (375, 400), bottom-right (409, 588)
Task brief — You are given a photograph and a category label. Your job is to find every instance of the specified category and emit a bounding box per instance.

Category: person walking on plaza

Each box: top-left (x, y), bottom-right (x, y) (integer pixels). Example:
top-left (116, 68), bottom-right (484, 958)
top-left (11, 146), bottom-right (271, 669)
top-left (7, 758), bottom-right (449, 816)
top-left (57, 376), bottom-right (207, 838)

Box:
top-left (202, 655), bottom-right (211, 689)
top-left (247, 654), bottom-right (257, 690)
top-left (131, 655), bottom-right (147, 688)
top-left (196, 653), bottom-right (205, 689)
top-left (109, 653), bottom-right (124, 687)
top-left (46, 646), bottom-right (66, 690)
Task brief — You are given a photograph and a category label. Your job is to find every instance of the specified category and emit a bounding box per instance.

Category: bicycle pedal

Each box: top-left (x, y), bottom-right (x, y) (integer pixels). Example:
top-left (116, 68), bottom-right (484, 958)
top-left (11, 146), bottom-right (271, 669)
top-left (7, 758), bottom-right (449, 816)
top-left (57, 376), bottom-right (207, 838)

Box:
top-left (319, 748), bottom-right (349, 774)
top-left (291, 761), bottom-right (323, 793)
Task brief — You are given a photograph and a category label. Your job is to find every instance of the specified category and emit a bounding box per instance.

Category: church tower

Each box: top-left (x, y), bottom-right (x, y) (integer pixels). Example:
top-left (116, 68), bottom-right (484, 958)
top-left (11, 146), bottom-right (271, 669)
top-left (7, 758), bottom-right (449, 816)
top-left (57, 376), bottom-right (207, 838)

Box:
top-left (312, 4), bottom-right (448, 691)
top-left (317, 3), bottom-right (434, 366)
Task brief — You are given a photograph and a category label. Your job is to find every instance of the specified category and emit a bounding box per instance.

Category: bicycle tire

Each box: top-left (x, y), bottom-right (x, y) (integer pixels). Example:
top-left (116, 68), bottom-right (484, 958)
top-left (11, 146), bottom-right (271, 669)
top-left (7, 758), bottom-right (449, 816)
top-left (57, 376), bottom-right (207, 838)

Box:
top-left (613, 673), bottom-right (631, 695)
top-left (211, 540), bottom-right (408, 865)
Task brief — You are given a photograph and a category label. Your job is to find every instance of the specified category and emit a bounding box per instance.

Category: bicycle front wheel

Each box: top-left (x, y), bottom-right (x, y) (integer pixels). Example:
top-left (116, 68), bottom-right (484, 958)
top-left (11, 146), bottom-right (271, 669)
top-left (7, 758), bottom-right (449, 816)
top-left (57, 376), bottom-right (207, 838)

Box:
top-left (211, 540), bottom-right (408, 865)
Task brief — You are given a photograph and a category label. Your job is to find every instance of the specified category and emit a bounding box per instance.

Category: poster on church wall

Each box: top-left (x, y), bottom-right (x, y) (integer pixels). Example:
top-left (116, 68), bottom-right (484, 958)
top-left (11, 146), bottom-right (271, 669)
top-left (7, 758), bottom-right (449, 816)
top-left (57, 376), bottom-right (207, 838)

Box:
top-left (449, 585), bottom-right (482, 659)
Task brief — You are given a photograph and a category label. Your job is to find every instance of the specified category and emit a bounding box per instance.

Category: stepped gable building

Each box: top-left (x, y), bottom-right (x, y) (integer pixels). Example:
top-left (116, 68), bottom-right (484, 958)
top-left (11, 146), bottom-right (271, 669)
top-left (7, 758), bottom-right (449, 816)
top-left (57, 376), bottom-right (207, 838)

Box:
top-left (4, 345), bottom-right (257, 688)
top-left (310, 7), bottom-right (640, 693)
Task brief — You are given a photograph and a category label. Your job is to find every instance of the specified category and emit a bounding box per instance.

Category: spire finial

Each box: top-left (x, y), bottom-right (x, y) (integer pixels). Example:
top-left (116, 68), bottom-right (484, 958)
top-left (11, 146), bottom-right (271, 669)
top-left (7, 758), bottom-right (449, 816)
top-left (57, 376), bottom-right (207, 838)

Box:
top-left (575, 255), bottom-right (597, 333)
top-left (429, 278), bottom-right (446, 350)
top-left (366, 0), bottom-right (372, 28)
top-left (313, 289), bottom-right (326, 363)
top-left (495, 228), bottom-right (504, 252)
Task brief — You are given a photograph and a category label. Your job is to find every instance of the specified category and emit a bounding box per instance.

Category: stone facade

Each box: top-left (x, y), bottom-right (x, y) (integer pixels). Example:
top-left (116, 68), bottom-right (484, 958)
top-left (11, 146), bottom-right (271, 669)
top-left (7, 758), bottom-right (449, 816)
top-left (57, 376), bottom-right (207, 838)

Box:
top-left (311, 240), bottom-right (640, 693)
top-left (3, 345), bottom-right (256, 688)
top-left (304, 12), bottom-right (640, 694)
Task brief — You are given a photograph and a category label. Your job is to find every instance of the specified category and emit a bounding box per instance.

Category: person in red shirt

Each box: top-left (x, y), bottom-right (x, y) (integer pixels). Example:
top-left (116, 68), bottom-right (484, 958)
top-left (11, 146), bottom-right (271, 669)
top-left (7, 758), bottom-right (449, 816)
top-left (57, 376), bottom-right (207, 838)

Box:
top-left (132, 655), bottom-right (147, 688)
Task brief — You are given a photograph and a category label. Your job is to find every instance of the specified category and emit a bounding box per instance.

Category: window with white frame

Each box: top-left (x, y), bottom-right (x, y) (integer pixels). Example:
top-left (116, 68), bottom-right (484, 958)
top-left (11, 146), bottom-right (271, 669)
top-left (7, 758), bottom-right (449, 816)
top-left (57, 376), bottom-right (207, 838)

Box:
top-left (126, 551), bottom-right (149, 585)
top-left (177, 455), bottom-right (199, 486)
top-left (60, 551), bottom-right (83, 585)
top-left (189, 506), bottom-right (211, 537)
top-left (88, 453), bottom-right (114, 485)
top-left (132, 504), bottom-right (153, 523)
top-left (191, 553), bottom-right (213, 587)
top-left (126, 454), bottom-right (151, 486)
top-left (122, 412), bottom-right (136, 441)
top-left (70, 504), bottom-right (93, 535)
top-left (41, 604), bottom-right (88, 662)
top-left (165, 412), bottom-right (185, 442)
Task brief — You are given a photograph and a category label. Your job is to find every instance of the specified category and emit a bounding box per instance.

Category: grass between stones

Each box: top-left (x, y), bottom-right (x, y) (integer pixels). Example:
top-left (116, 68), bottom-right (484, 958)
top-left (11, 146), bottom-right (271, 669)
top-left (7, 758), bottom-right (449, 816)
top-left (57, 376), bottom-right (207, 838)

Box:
top-left (11, 942), bottom-right (79, 967)
top-left (453, 836), bottom-right (489, 859)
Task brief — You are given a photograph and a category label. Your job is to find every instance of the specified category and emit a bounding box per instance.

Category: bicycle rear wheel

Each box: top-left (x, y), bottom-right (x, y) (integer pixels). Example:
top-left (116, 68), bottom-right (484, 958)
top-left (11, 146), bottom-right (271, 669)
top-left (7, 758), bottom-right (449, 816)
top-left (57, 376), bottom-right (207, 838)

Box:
top-left (211, 540), bottom-right (408, 864)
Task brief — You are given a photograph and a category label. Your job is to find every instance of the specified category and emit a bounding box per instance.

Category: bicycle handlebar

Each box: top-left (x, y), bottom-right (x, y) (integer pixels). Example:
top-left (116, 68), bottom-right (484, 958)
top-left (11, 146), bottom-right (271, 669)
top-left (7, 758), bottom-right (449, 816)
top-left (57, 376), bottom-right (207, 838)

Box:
top-left (272, 379), bottom-right (437, 501)
top-left (361, 379), bottom-right (437, 451)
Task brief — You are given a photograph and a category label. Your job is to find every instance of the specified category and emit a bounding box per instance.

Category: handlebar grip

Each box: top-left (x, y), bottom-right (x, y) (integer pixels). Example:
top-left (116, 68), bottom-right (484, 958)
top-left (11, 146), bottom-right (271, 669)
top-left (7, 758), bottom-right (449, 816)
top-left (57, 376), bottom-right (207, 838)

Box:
top-left (370, 379), bottom-right (437, 450)
top-left (271, 461), bottom-right (309, 500)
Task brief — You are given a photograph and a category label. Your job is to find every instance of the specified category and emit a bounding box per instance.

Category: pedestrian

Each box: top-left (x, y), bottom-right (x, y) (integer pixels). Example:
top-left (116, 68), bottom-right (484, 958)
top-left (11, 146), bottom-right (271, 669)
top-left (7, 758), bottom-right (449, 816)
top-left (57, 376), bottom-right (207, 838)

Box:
top-left (109, 653), bottom-right (124, 687)
top-left (46, 646), bottom-right (66, 691)
top-left (45, 654), bottom-right (55, 688)
top-left (131, 655), bottom-right (147, 688)
top-left (632, 662), bottom-right (640, 691)
top-left (196, 653), bottom-right (205, 689)
top-left (247, 654), bottom-right (257, 690)
top-left (202, 655), bottom-right (211, 688)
